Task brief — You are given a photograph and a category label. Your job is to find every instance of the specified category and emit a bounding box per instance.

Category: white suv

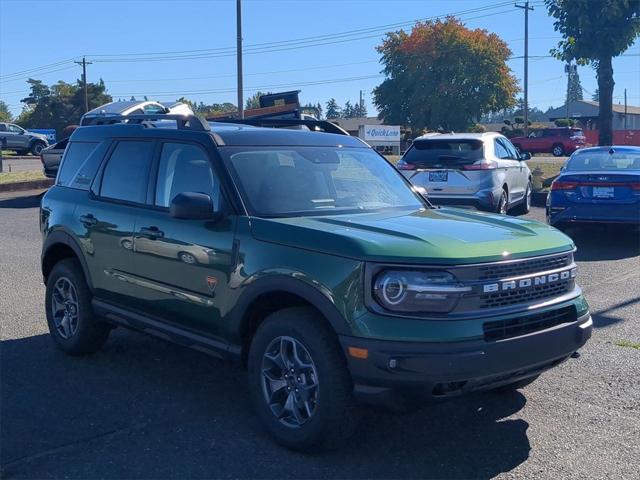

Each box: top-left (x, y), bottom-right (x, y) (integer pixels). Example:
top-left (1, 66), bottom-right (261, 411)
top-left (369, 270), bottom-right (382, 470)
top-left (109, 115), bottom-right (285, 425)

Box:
top-left (397, 132), bottom-right (532, 214)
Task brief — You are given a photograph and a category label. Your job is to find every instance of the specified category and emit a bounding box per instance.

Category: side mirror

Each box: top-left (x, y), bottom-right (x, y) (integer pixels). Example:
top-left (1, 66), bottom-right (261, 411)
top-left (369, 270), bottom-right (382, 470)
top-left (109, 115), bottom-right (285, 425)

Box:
top-left (520, 152), bottom-right (531, 161)
top-left (170, 192), bottom-right (217, 220)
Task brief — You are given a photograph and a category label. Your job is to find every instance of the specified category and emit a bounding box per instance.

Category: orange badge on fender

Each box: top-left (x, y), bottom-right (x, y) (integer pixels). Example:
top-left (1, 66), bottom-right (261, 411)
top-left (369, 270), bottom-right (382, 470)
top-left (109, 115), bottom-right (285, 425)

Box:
top-left (206, 276), bottom-right (218, 294)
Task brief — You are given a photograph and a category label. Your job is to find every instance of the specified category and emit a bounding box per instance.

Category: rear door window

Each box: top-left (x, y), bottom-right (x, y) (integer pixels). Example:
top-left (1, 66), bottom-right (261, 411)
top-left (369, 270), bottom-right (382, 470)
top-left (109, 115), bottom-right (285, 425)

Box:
top-left (402, 139), bottom-right (483, 168)
top-left (494, 139), bottom-right (510, 159)
top-left (100, 141), bottom-right (155, 204)
top-left (57, 142), bottom-right (99, 187)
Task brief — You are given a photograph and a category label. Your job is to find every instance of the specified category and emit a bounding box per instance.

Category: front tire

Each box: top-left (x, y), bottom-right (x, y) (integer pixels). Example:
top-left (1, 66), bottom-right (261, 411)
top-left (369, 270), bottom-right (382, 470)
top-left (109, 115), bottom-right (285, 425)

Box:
top-left (45, 259), bottom-right (111, 355)
top-left (248, 307), bottom-right (357, 452)
top-left (31, 141), bottom-right (46, 156)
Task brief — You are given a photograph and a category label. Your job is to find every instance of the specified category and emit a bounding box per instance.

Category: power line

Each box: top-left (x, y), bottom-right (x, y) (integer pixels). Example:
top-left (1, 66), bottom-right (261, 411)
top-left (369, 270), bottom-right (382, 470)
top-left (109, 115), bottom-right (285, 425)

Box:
top-left (108, 74), bottom-right (384, 98)
top-left (86, 0), bottom-right (518, 61)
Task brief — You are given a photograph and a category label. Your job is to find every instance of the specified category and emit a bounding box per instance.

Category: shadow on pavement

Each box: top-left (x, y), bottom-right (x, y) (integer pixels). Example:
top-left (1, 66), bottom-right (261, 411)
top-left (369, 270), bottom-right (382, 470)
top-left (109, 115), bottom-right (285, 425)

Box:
top-left (0, 192), bottom-right (44, 209)
top-left (568, 226), bottom-right (640, 261)
top-left (1, 329), bottom-right (531, 479)
top-left (591, 297), bottom-right (640, 329)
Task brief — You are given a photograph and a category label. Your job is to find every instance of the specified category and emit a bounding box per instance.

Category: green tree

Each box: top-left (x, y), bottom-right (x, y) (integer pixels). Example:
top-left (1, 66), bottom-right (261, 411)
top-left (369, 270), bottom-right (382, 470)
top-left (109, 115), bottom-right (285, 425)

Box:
top-left (0, 101), bottom-right (12, 122)
top-left (19, 78), bottom-right (111, 135)
top-left (373, 17), bottom-right (518, 131)
top-left (591, 88), bottom-right (599, 102)
top-left (325, 98), bottom-right (341, 119)
top-left (343, 100), bottom-right (354, 118)
top-left (245, 91), bottom-right (270, 110)
top-left (545, 0), bottom-right (640, 145)
top-left (567, 68), bottom-right (584, 103)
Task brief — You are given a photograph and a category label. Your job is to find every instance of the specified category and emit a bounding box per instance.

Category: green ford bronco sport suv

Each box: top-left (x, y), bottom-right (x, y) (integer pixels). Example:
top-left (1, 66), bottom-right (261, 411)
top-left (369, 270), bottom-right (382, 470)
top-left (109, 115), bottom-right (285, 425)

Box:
top-left (40, 114), bottom-right (592, 451)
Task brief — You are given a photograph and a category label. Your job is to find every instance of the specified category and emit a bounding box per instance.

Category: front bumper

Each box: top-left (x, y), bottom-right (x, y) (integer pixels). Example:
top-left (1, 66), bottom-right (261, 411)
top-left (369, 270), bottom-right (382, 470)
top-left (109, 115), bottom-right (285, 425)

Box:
top-left (340, 310), bottom-right (592, 402)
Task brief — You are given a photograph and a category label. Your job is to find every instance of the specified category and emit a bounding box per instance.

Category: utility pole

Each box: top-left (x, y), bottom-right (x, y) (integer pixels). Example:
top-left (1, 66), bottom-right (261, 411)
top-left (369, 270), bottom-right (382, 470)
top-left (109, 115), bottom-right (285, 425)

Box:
top-left (624, 88), bottom-right (628, 130)
top-left (515, 1), bottom-right (533, 136)
top-left (74, 56), bottom-right (93, 113)
top-left (359, 90), bottom-right (364, 116)
top-left (236, 0), bottom-right (244, 119)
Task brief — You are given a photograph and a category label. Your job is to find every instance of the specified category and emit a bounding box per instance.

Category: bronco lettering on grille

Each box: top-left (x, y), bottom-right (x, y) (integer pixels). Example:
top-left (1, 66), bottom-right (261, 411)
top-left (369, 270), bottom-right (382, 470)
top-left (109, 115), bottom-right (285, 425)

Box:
top-left (482, 267), bottom-right (576, 293)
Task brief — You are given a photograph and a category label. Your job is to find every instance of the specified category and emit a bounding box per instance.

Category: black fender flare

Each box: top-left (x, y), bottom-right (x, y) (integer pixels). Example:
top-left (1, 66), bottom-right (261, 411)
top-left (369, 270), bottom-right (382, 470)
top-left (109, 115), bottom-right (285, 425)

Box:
top-left (230, 275), bottom-right (352, 340)
top-left (42, 230), bottom-right (94, 290)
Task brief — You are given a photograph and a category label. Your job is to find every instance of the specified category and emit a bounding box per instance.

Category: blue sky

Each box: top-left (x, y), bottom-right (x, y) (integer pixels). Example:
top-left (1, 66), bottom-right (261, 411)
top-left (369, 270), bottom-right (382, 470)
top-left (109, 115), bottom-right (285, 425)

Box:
top-left (1, 0), bottom-right (638, 118)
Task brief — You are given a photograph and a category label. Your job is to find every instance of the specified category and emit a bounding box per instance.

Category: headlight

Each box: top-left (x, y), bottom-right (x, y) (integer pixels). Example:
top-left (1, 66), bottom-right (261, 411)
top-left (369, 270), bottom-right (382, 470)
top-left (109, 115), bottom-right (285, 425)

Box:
top-left (373, 270), bottom-right (470, 313)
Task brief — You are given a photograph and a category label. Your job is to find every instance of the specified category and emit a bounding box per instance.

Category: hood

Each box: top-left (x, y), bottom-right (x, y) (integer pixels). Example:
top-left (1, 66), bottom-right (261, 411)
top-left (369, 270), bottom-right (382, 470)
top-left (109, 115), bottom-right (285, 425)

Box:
top-left (249, 207), bottom-right (574, 265)
top-left (29, 132), bottom-right (48, 142)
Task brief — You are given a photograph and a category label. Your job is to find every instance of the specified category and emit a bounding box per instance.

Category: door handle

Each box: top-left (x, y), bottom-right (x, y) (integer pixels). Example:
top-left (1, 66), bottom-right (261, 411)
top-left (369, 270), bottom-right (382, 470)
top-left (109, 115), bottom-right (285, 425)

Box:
top-left (79, 214), bottom-right (97, 227)
top-left (139, 226), bottom-right (165, 239)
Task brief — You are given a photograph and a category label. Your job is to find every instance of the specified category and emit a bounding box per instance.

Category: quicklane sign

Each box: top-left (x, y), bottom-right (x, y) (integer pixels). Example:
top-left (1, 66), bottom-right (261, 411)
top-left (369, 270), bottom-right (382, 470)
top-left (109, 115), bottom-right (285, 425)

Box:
top-left (363, 125), bottom-right (400, 142)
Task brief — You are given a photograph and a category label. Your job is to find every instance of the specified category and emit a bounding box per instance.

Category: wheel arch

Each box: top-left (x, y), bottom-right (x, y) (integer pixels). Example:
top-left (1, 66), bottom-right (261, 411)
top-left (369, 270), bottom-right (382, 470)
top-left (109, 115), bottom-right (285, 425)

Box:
top-left (232, 276), bottom-right (352, 362)
top-left (42, 231), bottom-right (93, 290)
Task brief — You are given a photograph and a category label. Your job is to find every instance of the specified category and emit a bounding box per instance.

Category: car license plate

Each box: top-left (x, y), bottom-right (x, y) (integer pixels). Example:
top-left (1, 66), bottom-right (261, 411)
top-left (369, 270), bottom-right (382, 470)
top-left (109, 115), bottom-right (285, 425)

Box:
top-left (593, 186), bottom-right (614, 198)
top-left (429, 171), bottom-right (448, 182)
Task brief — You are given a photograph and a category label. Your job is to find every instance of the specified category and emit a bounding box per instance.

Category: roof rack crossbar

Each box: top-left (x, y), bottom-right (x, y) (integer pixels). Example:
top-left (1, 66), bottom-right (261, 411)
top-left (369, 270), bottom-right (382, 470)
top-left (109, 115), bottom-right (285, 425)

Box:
top-left (81, 114), bottom-right (210, 131)
top-left (209, 118), bottom-right (349, 136)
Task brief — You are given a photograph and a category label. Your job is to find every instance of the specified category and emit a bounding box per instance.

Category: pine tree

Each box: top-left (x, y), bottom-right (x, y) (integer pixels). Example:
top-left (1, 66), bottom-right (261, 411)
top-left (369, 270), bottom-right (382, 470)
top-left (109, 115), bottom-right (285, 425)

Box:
top-left (567, 69), bottom-right (584, 104)
top-left (343, 100), bottom-right (354, 118)
top-left (325, 98), bottom-right (341, 119)
top-left (592, 88), bottom-right (599, 102)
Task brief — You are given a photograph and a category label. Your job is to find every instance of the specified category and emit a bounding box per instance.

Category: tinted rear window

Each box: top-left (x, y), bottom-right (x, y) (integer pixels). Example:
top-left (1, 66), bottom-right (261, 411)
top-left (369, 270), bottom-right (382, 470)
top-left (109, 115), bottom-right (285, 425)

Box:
top-left (100, 141), bottom-right (155, 203)
top-left (57, 142), bottom-right (99, 187)
top-left (402, 139), bottom-right (483, 167)
top-left (566, 150), bottom-right (640, 171)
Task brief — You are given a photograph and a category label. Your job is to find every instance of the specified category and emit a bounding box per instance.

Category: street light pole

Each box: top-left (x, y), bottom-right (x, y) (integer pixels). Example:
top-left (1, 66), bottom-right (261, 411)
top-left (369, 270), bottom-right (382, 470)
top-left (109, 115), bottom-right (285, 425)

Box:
top-left (516, 1), bottom-right (533, 136)
top-left (236, 0), bottom-right (244, 119)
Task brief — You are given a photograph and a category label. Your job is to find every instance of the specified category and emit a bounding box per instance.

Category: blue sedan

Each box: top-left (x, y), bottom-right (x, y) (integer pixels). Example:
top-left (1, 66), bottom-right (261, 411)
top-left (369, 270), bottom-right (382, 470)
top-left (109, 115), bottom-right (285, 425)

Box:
top-left (547, 146), bottom-right (640, 228)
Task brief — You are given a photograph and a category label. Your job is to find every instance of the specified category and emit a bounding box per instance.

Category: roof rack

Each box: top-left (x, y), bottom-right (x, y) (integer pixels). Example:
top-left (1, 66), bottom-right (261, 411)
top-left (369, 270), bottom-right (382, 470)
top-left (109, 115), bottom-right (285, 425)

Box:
top-left (80, 114), bottom-right (210, 131)
top-left (209, 118), bottom-right (349, 136)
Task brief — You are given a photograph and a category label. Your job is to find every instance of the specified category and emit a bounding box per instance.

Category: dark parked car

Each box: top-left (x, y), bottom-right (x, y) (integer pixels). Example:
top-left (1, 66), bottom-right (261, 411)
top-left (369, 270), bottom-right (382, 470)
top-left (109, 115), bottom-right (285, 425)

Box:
top-left (511, 127), bottom-right (587, 157)
top-left (41, 114), bottom-right (591, 451)
top-left (547, 146), bottom-right (640, 228)
top-left (40, 138), bottom-right (68, 178)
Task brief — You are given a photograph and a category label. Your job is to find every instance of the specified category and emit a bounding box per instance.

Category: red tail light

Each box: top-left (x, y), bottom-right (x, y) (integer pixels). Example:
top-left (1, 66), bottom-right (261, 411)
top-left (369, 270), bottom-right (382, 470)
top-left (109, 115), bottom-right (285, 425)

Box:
top-left (551, 181), bottom-right (578, 191)
top-left (463, 160), bottom-right (498, 170)
top-left (396, 161), bottom-right (416, 170)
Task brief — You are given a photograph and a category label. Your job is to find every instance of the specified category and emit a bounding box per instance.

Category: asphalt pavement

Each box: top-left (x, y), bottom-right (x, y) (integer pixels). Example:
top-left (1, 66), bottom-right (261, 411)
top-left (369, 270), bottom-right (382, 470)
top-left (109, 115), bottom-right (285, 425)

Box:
top-left (0, 156), bottom-right (42, 173)
top-left (1, 189), bottom-right (638, 479)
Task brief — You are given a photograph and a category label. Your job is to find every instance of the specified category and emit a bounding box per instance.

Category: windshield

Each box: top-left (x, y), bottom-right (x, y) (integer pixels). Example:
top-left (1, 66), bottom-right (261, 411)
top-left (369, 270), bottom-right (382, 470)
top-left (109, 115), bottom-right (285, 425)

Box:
top-left (402, 139), bottom-right (483, 167)
top-left (566, 150), bottom-right (640, 171)
top-left (222, 147), bottom-right (424, 217)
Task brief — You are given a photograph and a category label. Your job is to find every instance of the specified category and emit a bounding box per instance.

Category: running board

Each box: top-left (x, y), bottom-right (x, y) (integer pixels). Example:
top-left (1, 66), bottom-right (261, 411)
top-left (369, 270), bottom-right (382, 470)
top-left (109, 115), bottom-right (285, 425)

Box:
top-left (92, 299), bottom-right (242, 361)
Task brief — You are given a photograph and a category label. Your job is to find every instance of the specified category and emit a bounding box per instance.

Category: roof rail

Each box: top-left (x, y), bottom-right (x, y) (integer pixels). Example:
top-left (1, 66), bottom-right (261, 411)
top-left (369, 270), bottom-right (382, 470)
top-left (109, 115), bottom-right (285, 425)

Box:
top-left (209, 118), bottom-right (350, 136)
top-left (80, 114), bottom-right (210, 131)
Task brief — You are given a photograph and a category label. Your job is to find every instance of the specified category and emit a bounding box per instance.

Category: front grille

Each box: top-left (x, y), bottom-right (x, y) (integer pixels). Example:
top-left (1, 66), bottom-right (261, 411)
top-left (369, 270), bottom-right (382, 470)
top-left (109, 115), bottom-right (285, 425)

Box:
top-left (476, 253), bottom-right (572, 281)
top-left (483, 306), bottom-right (576, 341)
top-left (480, 279), bottom-right (572, 309)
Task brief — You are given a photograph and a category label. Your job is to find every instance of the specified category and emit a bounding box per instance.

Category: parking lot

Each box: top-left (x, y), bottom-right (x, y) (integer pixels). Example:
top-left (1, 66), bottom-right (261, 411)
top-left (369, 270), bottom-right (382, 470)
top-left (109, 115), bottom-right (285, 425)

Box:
top-left (1, 189), bottom-right (638, 479)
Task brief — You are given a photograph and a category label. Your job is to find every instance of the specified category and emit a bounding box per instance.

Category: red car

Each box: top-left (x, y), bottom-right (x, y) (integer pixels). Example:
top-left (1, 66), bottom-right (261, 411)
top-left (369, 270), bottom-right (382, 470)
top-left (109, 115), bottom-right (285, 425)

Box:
top-left (511, 127), bottom-right (587, 157)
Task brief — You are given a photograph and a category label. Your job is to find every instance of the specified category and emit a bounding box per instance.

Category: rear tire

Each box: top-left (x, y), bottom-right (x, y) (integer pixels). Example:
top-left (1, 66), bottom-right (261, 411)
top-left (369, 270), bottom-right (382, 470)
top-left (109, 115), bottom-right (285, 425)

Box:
top-left (552, 144), bottom-right (564, 157)
top-left (512, 181), bottom-right (532, 215)
top-left (495, 189), bottom-right (508, 215)
top-left (45, 259), bottom-right (111, 355)
top-left (248, 307), bottom-right (358, 452)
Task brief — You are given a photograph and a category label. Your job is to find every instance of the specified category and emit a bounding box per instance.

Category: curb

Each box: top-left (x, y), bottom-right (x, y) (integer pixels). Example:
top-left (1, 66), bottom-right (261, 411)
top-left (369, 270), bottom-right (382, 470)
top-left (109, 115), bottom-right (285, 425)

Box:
top-left (532, 191), bottom-right (548, 207)
top-left (0, 178), bottom-right (54, 193)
